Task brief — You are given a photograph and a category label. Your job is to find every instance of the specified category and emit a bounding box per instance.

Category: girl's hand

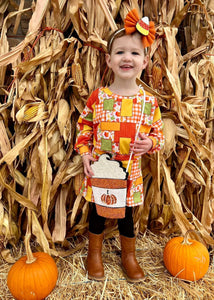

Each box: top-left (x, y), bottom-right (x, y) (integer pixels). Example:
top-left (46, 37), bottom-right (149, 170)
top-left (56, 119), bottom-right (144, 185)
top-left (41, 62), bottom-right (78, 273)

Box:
top-left (130, 133), bottom-right (153, 156)
top-left (82, 154), bottom-right (96, 177)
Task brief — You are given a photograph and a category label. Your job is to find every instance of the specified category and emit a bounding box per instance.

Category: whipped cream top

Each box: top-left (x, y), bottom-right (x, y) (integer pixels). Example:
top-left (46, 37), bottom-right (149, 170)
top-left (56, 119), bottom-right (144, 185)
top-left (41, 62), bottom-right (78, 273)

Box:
top-left (91, 154), bottom-right (127, 179)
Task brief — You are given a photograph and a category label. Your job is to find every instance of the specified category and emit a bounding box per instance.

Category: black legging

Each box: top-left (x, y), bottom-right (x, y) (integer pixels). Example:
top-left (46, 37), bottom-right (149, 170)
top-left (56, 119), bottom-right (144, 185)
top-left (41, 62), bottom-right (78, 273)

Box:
top-left (89, 203), bottom-right (135, 238)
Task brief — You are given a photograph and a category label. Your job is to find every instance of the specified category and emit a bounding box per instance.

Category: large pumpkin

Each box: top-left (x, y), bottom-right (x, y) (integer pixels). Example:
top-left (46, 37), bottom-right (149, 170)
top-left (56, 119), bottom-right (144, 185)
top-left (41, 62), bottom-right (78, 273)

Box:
top-left (7, 252), bottom-right (58, 300)
top-left (163, 231), bottom-right (209, 281)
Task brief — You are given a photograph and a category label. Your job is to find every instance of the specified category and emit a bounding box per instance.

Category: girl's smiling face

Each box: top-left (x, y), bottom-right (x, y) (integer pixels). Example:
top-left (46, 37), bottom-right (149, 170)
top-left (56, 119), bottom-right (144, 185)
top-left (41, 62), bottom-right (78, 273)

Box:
top-left (106, 33), bottom-right (148, 82)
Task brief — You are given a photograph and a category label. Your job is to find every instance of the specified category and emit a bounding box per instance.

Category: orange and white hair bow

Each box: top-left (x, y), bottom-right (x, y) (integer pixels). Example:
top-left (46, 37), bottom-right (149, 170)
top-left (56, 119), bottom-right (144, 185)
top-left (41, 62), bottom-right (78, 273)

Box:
top-left (124, 9), bottom-right (156, 48)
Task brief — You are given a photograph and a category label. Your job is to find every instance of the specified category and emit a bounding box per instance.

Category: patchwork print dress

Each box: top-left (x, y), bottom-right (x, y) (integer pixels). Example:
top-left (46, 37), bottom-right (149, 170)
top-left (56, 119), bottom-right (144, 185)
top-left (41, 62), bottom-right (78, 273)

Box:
top-left (75, 87), bottom-right (164, 207)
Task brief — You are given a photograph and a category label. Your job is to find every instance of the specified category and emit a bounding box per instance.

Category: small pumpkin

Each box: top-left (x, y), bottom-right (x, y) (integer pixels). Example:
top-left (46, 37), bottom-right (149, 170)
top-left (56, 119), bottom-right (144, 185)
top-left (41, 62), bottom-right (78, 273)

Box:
top-left (7, 251), bottom-right (58, 300)
top-left (101, 191), bottom-right (117, 205)
top-left (163, 230), bottom-right (209, 281)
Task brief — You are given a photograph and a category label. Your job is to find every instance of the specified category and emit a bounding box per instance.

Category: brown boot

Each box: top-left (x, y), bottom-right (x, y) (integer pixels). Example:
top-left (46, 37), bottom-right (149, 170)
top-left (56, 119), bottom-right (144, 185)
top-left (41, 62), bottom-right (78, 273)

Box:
top-left (86, 232), bottom-right (105, 281)
top-left (120, 235), bottom-right (145, 283)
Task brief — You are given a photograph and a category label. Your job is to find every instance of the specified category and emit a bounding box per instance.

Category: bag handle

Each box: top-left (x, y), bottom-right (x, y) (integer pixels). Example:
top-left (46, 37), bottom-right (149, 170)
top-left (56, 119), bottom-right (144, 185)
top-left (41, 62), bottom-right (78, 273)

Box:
top-left (126, 86), bottom-right (146, 173)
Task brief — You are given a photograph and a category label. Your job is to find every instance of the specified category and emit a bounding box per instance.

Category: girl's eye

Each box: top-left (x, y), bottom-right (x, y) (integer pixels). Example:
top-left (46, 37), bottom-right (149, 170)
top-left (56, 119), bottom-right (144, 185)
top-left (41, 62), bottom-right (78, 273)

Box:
top-left (116, 51), bottom-right (124, 54)
top-left (132, 52), bottom-right (140, 55)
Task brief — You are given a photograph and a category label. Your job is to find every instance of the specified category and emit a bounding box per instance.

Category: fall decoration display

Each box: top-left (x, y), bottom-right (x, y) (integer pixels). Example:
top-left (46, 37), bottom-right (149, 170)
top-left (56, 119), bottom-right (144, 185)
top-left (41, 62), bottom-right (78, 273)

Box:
top-left (0, 0), bottom-right (214, 298)
top-left (163, 231), bottom-right (210, 281)
top-left (0, 0), bottom-right (214, 258)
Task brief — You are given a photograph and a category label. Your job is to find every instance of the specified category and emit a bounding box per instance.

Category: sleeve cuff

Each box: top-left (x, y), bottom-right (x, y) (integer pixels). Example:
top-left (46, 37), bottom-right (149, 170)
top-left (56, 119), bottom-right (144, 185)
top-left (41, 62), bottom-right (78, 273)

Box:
top-left (149, 137), bottom-right (157, 149)
top-left (147, 137), bottom-right (158, 154)
top-left (79, 145), bottom-right (90, 155)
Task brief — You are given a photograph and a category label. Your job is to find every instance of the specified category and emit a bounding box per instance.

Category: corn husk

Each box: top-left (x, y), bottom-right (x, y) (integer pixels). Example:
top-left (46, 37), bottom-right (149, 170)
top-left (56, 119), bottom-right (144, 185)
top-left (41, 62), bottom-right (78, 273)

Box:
top-left (0, 0), bottom-right (214, 259)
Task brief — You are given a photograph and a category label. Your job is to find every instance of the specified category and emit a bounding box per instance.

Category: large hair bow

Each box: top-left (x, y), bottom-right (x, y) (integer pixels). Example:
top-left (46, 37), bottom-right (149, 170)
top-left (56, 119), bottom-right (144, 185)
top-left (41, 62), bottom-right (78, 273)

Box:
top-left (124, 9), bottom-right (156, 48)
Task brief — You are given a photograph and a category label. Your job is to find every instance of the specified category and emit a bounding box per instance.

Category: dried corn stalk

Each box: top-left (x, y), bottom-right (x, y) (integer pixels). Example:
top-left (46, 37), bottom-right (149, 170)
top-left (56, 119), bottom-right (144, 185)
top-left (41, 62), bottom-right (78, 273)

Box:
top-left (0, 0), bottom-right (214, 257)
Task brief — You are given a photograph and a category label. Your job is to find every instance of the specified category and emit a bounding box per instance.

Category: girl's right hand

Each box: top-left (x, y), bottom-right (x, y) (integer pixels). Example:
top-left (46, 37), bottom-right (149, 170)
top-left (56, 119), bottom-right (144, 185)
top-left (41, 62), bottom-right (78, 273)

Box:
top-left (82, 154), bottom-right (96, 177)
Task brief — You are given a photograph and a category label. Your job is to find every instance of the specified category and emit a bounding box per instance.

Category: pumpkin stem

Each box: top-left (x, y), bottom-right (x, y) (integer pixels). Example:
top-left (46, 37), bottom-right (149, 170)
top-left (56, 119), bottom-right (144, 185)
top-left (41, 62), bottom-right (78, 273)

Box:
top-left (182, 229), bottom-right (195, 245)
top-left (25, 209), bottom-right (37, 264)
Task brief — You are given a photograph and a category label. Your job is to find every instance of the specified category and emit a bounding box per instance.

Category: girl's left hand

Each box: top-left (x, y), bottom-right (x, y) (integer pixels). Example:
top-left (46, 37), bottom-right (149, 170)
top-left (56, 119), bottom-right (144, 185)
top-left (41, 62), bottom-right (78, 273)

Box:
top-left (130, 133), bottom-right (153, 156)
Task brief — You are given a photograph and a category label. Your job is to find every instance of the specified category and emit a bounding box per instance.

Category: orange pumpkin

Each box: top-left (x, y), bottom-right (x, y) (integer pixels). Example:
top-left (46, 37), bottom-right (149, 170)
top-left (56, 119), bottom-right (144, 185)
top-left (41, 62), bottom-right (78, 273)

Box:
top-left (7, 252), bottom-right (58, 300)
top-left (163, 231), bottom-right (209, 281)
top-left (101, 192), bottom-right (117, 205)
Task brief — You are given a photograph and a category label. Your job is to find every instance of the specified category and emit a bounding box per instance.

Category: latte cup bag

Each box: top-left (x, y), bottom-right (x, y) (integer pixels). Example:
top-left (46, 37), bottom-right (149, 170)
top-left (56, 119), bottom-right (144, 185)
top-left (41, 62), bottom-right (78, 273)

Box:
top-left (90, 154), bottom-right (128, 219)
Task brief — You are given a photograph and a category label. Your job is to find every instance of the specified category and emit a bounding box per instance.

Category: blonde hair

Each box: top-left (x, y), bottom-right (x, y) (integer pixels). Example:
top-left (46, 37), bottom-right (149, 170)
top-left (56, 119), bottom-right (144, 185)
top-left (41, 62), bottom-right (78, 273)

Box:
top-left (107, 28), bottom-right (148, 55)
top-left (107, 28), bottom-right (126, 54)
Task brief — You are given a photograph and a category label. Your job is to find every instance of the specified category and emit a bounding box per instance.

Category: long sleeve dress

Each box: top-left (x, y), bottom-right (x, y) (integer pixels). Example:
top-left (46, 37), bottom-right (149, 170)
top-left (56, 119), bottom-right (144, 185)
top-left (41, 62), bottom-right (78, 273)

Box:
top-left (75, 86), bottom-right (164, 207)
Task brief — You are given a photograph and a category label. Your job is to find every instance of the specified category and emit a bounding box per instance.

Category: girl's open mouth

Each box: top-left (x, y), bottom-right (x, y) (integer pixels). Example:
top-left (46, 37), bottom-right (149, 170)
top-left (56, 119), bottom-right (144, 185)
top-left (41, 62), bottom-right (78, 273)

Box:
top-left (120, 65), bottom-right (133, 70)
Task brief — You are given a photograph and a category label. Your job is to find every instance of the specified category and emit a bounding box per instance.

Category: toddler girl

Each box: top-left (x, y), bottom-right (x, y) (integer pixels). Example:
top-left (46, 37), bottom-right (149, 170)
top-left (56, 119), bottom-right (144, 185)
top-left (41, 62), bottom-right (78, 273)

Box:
top-left (75, 9), bottom-right (164, 282)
